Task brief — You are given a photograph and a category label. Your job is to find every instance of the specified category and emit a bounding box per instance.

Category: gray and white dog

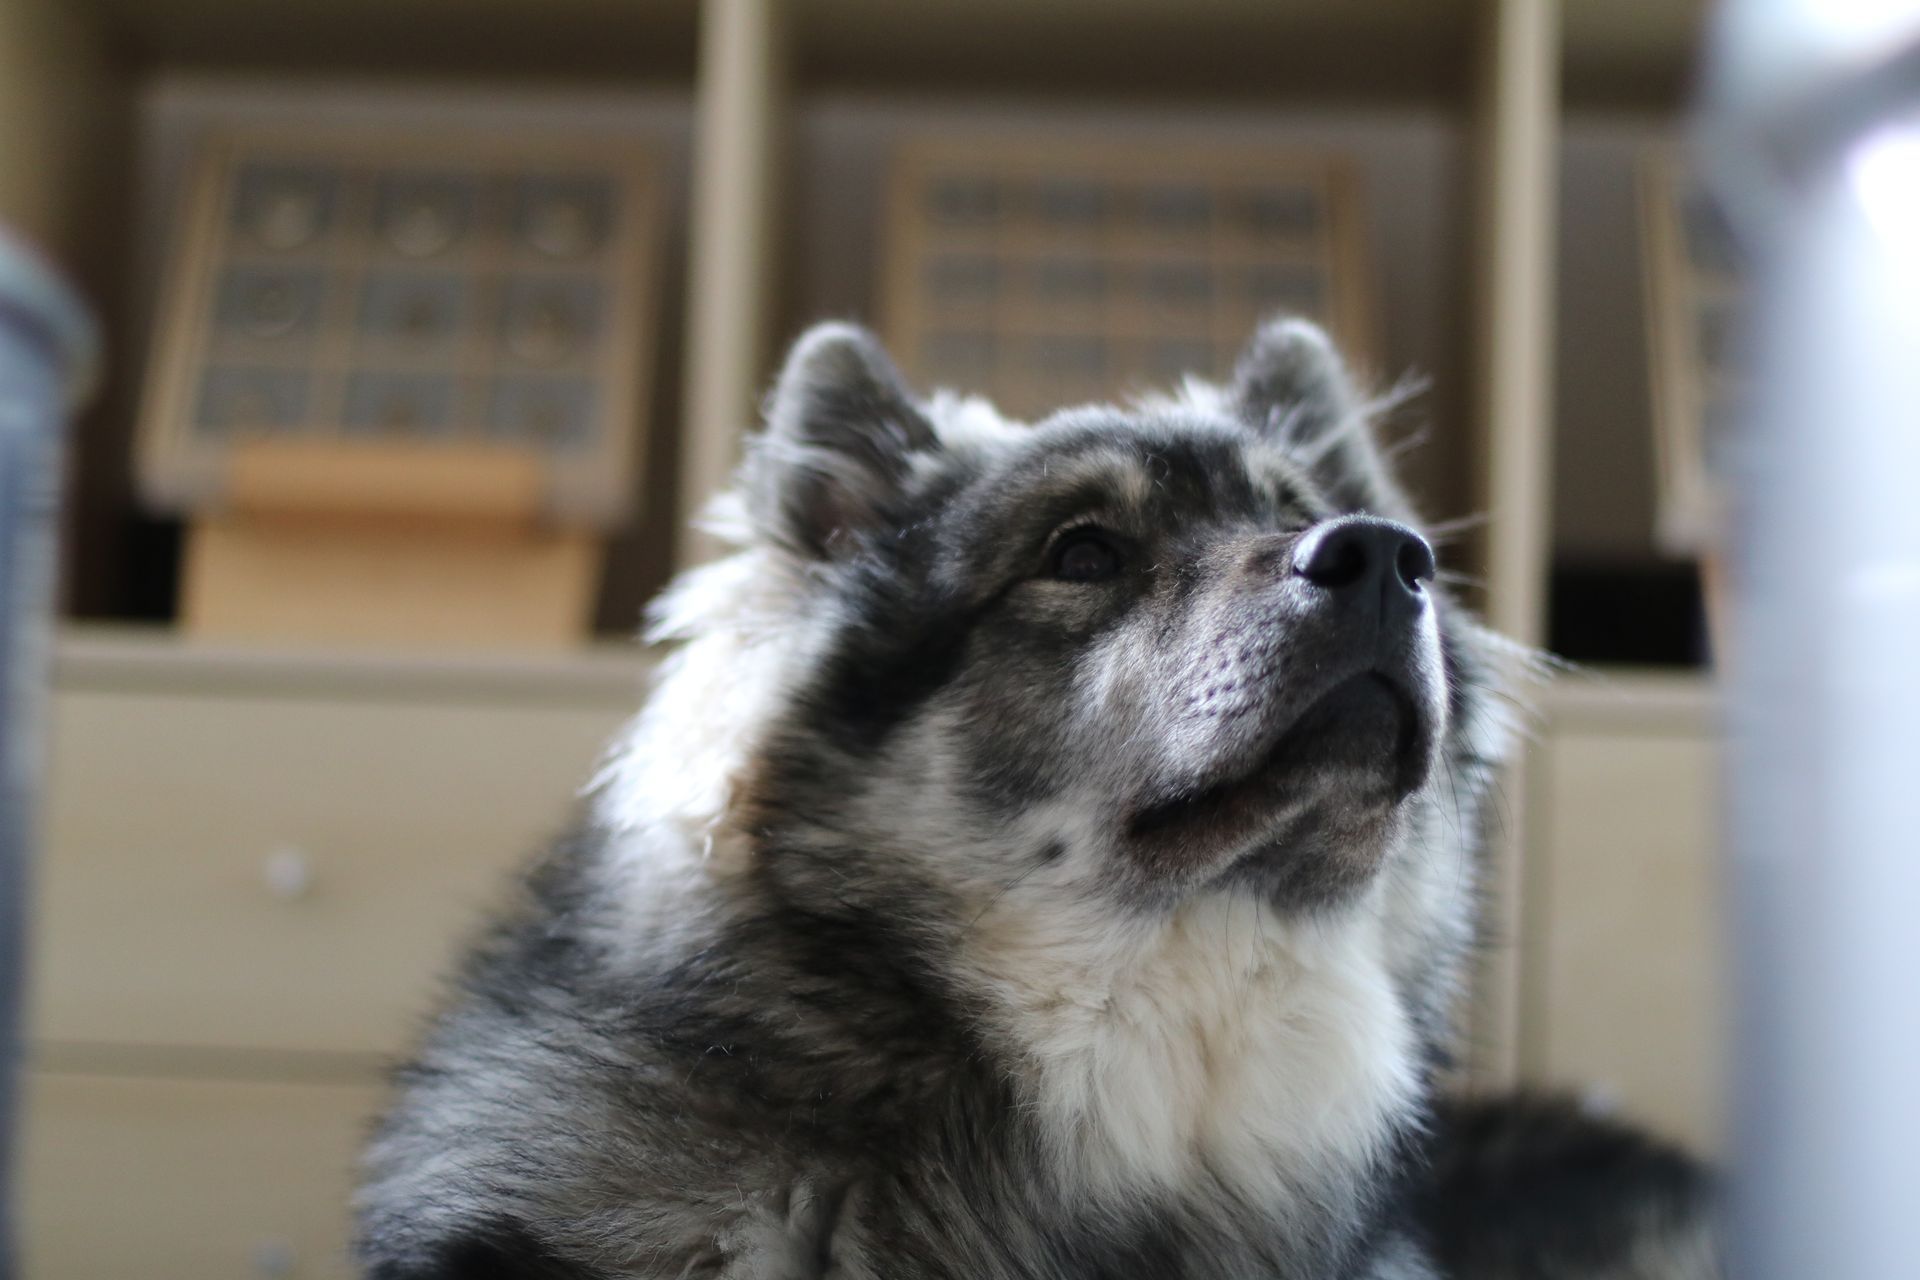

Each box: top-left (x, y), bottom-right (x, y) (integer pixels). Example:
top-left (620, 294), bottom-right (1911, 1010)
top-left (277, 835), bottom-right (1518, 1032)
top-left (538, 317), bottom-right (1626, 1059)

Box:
top-left (355, 318), bottom-right (1717, 1279)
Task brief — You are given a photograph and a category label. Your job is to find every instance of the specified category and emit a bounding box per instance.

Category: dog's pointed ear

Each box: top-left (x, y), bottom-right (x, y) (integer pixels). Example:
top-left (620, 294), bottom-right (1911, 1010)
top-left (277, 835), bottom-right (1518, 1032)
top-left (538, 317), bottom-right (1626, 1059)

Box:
top-left (1228, 316), bottom-right (1407, 517)
top-left (748, 322), bottom-right (940, 558)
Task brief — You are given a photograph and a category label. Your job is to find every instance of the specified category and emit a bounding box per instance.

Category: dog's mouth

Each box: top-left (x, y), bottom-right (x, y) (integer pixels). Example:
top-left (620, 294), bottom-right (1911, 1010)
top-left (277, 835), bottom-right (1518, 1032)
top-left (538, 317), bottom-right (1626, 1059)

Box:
top-left (1124, 670), bottom-right (1432, 859)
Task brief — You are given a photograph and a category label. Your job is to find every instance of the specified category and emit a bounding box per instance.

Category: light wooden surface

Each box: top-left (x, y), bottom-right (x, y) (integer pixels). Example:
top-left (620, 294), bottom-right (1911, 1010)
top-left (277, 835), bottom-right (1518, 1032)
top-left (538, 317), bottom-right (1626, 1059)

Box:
top-left (49, 625), bottom-right (656, 700)
top-left (0, 0), bottom-right (118, 268)
top-left (223, 440), bottom-right (547, 526)
top-left (20, 630), bottom-right (648, 1278)
top-left (188, 440), bottom-right (574, 650)
top-left (676, 0), bottom-right (785, 567)
top-left (1469, 0), bottom-right (1561, 649)
top-left (1466, 0), bottom-right (1562, 1088)
top-left (1522, 673), bottom-right (1725, 1152)
top-left (30, 640), bottom-right (639, 1057)
top-left (180, 518), bottom-right (603, 651)
top-left (19, 1071), bottom-right (380, 1280)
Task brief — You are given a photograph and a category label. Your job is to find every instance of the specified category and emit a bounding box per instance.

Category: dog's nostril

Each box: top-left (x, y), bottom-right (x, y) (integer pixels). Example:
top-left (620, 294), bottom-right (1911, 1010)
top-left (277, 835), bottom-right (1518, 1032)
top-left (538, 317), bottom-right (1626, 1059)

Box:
top-left (1292, 516), bottom-right (1434, 603)
top-left (1396, 536), bottom-right (1436, 591)
top-left (1297, 530), bottom-right (1369, 589)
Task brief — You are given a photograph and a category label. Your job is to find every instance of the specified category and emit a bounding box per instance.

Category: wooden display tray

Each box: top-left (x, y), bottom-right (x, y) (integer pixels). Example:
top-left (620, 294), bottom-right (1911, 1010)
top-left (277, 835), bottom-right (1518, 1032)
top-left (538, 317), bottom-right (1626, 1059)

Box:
top-left (135, 128), bottom-right (662, 531)
top-left (880, 135), bottom-right (1373, 419)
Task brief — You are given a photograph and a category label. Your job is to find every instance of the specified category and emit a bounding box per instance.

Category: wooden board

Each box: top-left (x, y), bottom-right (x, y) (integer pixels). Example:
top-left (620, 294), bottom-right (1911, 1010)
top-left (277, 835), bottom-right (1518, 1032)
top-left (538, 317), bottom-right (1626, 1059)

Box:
top-left (29, 670), bottom-right (633, 1056)
top-left (221, 437), bottom-right (545, 527)
top-left (1521, 676), bottom-right (1726, 1153)
top-left (20, 1071), bottom-right (380, 1279)
top-left (180, 517), bottom-right (601, 650)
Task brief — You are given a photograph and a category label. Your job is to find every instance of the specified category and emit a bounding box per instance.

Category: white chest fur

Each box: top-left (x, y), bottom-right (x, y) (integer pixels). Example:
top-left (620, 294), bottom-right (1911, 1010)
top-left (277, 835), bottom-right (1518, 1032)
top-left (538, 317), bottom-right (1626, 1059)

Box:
top-left (968, 891), bottom-right (1421, 1210)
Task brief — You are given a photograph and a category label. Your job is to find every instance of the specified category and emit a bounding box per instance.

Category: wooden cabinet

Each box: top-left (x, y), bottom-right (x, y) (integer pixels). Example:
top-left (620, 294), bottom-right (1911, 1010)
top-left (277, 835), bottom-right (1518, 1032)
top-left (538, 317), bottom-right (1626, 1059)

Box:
top-left (1521, 674), bottom-right (1725, 1152)
top-left (34, 673), bottom-right (626, 1056)
top-left (20, 1072), bottom-right (381, 1280)
top-left (20, 631), bottom-right (644, 1277)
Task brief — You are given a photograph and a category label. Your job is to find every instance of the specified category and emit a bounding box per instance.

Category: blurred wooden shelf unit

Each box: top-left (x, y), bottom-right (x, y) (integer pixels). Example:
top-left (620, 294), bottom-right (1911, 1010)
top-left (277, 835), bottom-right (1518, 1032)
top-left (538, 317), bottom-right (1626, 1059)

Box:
top-left (881, 137), bottom-right (1371, 419)
top-left (136, 127), bottom-right (664, 650)
top-left (2, 1), bottom-right (1727, 1272)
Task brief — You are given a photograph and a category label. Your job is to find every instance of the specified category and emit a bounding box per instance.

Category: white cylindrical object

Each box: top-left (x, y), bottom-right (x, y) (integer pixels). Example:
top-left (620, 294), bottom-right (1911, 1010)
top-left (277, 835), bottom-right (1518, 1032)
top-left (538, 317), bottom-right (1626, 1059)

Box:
top-left (1727, 128), bottom-right (1920, 1279)
top-left (1706, 4), bottom-right (1920, 1276)
top-left (0, 228), bottom-right (97, 1277)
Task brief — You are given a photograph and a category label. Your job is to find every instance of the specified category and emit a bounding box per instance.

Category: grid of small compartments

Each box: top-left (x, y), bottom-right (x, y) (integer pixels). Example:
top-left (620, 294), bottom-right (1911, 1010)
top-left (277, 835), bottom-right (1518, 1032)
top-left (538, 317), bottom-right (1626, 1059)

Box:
top-left (1640, 153), bottom-right (1749, 551)
top-left (139, 136), bottom-right (655, 522)
top-left (881, 141), bottom-right (1369, 419)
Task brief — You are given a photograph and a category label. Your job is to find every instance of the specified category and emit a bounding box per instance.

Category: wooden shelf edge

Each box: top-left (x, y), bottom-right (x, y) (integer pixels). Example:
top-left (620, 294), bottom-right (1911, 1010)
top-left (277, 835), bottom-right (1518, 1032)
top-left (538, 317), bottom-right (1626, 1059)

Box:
top-left (1536, 666), bottom-right (1719, 729)
top-left (50, 623), bottom-right (657, 706)
top-left (27, 1038), bottom-right (389, 1088)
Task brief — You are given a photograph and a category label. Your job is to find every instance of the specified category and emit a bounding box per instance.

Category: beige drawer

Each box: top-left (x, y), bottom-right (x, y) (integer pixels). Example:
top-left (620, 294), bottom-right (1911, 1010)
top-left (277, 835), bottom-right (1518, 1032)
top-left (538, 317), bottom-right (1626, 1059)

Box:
top-left (30, 644), bottom-right (637, 1057)
top-left (1521, 676), bottom-right (1726, 1153)
top-left (20, 1069), bottom-right (380, 1280)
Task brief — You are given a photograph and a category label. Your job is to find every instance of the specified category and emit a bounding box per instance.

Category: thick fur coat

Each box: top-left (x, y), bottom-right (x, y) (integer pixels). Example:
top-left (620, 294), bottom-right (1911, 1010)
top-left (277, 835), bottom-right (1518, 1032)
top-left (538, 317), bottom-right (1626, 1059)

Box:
top-left (355, 319), bottom-right (1716, 1279)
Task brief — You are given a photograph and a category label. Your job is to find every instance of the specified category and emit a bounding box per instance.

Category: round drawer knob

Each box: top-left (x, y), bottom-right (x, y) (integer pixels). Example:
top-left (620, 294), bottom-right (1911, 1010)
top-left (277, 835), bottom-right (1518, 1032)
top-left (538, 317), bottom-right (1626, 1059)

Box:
top-left (262, 846), bottom-right (314, 901)
top-left (252, 1238), bottom-right (297, 1277)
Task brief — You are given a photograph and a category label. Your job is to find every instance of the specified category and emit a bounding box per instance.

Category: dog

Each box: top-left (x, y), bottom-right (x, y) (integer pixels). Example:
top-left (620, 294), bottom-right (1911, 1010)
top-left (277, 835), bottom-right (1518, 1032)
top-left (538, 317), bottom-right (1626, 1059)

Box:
top-left (354, 317), bottom-right (1717, 1278)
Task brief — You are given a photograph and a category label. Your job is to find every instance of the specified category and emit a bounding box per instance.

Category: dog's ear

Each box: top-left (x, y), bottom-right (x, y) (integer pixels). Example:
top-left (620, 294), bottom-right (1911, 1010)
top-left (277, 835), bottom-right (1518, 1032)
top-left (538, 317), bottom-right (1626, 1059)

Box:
top-left (748, 322), bottom-right (940, 558)
top-left (1228, 316), bottom-right (1409, 518)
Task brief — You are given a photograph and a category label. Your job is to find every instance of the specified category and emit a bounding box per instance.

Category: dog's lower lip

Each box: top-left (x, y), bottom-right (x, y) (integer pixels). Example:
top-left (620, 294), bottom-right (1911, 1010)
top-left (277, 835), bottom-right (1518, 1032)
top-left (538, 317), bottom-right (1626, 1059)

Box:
top-left (1284, 671), bottom-right (1427, 799)
top-left (1127, 671), bottom-right (1426, 842)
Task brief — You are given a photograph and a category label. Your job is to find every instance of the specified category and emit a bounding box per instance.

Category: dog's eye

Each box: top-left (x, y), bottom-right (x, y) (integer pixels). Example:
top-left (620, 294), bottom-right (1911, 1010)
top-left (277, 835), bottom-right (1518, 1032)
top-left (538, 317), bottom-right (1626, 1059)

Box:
top-left (1048, 529), bottom-right (1124, 582)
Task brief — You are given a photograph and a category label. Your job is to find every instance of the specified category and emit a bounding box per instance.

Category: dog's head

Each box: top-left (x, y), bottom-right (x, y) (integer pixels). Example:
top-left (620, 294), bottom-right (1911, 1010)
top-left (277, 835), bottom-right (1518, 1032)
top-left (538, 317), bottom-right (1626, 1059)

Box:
top-left (615, 318), bottom-right (1503, 932)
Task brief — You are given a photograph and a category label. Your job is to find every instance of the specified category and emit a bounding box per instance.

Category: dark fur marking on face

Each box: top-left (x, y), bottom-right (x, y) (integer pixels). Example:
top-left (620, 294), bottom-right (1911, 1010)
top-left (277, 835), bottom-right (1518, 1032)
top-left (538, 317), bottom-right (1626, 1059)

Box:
top-left (752, 323), bottom-right (940, 560)
top-left (1006, 422), bottom-right (1273, 527)
top-left (806, 609), bottom-right (979, 757)
top-left (782, 466), bottom-right (997, 759)
top-left (936, 422), bottom-right (1306, 595)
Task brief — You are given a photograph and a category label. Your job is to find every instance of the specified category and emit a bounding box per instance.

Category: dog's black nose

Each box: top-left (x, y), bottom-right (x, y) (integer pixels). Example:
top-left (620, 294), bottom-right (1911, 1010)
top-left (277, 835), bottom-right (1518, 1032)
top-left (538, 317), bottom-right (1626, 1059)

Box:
top-left (1292, 516), bottom-right (1435, 617)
